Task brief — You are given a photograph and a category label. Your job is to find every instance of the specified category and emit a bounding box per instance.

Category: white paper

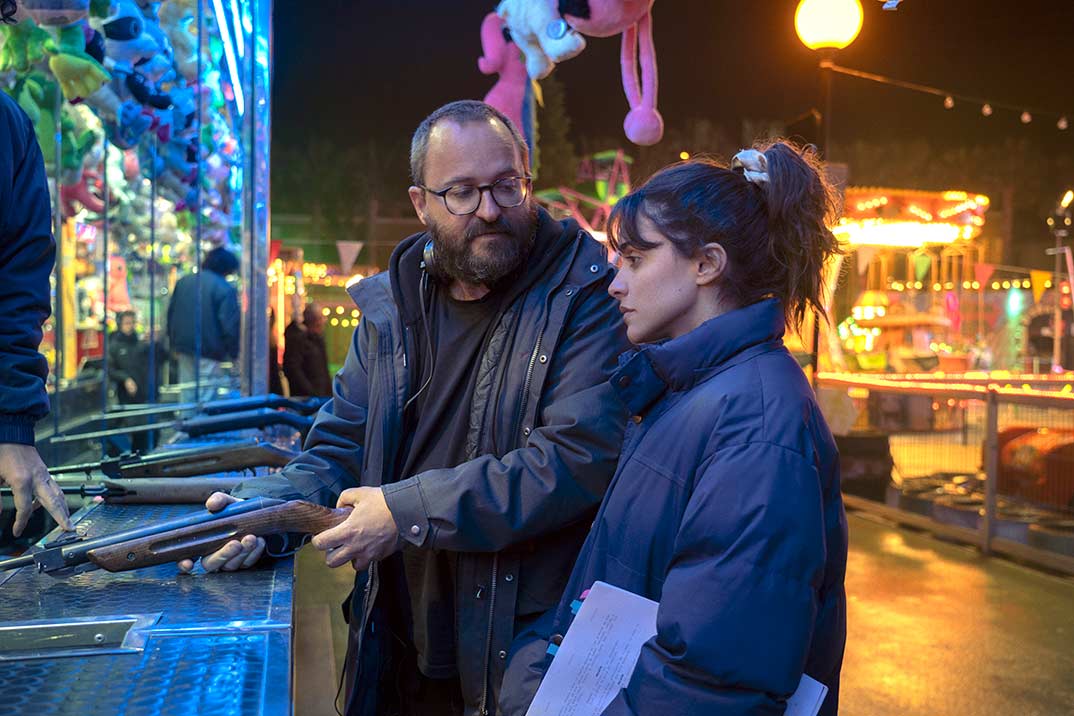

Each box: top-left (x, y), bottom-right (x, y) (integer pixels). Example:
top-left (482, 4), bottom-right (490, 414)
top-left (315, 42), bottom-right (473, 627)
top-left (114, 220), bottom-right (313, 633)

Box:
top-left (526, 580), bottom-right (829, 716)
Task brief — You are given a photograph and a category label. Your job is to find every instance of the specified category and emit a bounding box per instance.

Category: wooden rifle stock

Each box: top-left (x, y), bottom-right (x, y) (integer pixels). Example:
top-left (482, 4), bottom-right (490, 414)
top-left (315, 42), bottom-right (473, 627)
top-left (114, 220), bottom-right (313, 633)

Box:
top-left (85, 500), bottom-right (350, 572)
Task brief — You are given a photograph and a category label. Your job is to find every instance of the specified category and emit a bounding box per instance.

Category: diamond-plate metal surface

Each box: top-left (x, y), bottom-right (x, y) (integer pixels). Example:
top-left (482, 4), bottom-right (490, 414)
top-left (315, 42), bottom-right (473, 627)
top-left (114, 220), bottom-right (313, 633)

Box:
top-left (0, 443), bottom-right (299, 715)
top-left (0, 503), bottom-right (293, 629)
top-left (0, 631), bottom-right (291, 716)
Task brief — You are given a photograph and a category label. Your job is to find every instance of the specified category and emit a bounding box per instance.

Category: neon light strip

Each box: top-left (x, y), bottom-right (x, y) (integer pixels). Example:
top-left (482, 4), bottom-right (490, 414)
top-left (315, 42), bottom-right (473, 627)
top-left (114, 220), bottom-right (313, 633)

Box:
top-left (230, 0), bottom-right (245, 58)
top-left (212, 0), bottom-right (245, 115)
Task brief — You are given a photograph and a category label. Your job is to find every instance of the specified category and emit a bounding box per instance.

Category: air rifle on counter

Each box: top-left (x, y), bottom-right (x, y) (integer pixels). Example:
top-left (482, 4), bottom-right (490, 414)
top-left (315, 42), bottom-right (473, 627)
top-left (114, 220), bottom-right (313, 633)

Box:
top-left (0, 498), bottom-right (349, 576)
top-left (2, 477), bottom-right (249, 504)
top-left (47, 439), bottom-right (297, 479)
top-left (100, 394), bottom-right (330, 422)
top-left (48, 408), bottom-right (316, 445)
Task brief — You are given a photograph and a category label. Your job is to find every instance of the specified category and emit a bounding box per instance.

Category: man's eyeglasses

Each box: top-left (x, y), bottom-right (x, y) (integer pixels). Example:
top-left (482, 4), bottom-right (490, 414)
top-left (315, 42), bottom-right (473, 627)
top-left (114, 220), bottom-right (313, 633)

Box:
top-left (419, 176), bottom-right (532, 216)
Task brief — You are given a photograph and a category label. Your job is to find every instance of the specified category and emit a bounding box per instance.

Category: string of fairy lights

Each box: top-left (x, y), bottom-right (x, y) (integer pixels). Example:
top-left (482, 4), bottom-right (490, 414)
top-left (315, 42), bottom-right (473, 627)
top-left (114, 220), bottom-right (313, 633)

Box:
top-left (827, 63), bottom-right (1070, 132)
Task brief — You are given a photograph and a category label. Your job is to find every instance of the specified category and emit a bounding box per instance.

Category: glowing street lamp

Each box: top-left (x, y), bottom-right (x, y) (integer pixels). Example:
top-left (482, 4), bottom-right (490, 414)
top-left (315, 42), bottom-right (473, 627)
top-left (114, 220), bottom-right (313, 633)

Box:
top-left (795, 0), bottom-right (863, 50)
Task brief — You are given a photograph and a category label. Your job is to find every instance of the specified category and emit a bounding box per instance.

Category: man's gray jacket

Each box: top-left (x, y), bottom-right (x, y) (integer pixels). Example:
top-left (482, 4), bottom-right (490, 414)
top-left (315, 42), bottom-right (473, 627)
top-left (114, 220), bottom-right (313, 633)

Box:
top-left (236, 211), bottom-right (629, 715)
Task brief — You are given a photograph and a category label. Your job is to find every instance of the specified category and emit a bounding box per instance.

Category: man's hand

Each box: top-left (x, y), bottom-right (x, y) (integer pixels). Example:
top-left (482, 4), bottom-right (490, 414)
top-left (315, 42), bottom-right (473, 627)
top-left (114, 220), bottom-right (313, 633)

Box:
top-left (0, 443), bottom-right (72, 537)
top-left (177, 492), bottom-right (266, 574)
top-left (311, 487), bottom-right (402, 571)
top-left (124, 378), bottom-right (137, 396)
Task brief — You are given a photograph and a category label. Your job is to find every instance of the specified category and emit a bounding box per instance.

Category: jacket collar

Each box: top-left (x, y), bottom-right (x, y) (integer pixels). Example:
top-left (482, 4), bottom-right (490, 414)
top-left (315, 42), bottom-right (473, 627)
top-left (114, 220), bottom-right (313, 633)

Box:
top-left (611, 298), bottom-right (786, 416)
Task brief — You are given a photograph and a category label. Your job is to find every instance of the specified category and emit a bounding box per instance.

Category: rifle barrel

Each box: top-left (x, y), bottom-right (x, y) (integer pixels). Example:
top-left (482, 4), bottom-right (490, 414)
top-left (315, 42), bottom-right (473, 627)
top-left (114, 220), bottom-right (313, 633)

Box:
top-left (48, 419), bottom-right (177, 445)
top-left (0, 554), bottom-right (36, 572)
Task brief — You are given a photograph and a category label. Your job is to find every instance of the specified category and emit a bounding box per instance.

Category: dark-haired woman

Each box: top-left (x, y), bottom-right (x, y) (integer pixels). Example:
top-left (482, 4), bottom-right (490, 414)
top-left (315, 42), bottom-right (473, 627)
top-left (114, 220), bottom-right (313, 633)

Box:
top-left (500, 142), bottom-right (848, 716)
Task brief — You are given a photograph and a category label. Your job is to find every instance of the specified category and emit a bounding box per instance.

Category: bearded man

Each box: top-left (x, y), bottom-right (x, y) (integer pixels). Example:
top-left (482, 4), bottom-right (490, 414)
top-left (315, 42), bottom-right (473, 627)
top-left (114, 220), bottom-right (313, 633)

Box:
top-left (179, 101), bottom-right (629, 716)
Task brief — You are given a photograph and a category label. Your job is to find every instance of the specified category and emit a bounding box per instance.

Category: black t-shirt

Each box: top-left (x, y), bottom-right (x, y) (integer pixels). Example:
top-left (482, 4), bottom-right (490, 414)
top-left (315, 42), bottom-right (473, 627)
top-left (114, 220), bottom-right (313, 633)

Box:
top-left (399, 282), bottom-right (504, 677)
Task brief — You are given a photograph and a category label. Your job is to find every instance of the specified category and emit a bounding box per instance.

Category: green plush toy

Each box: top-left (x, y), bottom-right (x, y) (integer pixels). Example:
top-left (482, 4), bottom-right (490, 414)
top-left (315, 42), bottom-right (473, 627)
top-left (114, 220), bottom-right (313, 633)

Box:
top-left (8, 71), bottom-right (96, 173)
top-left (0, 17), bottom-right (52, 73)
top-left (48, 22), bottom-right (110, 101)
top-left (0, 10), bottom-right (109, 102)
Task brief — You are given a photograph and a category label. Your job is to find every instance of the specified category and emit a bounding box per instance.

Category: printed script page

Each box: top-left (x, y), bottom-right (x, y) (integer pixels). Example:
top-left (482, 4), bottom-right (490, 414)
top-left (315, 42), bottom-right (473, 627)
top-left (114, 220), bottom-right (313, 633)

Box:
top-left (526, 580), bottom-right (829, 716)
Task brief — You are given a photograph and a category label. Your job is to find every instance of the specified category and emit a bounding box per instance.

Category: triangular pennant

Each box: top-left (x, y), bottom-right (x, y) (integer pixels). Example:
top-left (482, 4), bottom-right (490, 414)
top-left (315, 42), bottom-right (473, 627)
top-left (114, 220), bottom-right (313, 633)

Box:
top-left (914, 253), bottom-right (932, 282)
top-left (269, 239), bottom-right (282, 264)
top-left (337, 241), bottom-right (364, 274)
top-left (1031, 270), bottom-right (1051, 304)
top-left (974, 262), bottom-right (995, 287)
top-left (855, 247), bottom-right (878, 276)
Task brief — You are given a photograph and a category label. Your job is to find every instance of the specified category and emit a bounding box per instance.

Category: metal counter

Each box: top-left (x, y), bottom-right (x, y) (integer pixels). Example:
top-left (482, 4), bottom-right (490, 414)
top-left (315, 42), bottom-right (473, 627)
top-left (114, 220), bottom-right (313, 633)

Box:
top-left (0, 502), bottom-right (295, 716)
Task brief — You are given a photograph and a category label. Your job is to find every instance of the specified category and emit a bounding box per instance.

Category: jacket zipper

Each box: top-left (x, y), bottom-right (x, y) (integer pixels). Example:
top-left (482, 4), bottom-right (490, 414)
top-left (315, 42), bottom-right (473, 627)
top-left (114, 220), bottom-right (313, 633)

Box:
top-left (479, 553), bottom-right (499, 715)
top-left (513, 336), bottom-right (543, 443)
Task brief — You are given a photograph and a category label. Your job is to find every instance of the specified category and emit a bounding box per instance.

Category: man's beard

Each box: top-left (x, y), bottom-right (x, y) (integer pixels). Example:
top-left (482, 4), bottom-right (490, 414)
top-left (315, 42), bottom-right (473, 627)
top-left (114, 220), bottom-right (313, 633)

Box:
top-left (426, 201), bottom-right (538, 288)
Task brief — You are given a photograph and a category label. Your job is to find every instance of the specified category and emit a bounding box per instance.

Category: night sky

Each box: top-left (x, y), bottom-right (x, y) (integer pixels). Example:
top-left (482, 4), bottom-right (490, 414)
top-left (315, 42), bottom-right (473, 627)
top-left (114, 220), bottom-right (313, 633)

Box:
top-left (271, 0), bottom-right (1074, 193)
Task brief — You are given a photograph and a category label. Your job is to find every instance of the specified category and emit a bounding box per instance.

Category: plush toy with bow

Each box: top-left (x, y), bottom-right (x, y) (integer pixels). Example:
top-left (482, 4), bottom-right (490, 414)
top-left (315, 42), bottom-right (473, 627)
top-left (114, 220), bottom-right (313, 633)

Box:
top-left (495, 0), bottom-right (585, 80)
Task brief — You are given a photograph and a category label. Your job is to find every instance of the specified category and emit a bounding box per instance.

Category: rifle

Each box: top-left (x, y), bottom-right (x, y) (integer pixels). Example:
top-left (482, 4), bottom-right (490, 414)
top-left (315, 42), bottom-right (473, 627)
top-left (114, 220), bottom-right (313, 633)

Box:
top-left (47, 439), bottom-right (296, 479)
top-left (48, 408), bottom-right (315, 445)
top-left (0, 498), bottom-right (349, 576)
top-left (2, 477), bottom-right (248, 504)
top-left (99, 394), bottom-right (329, 422)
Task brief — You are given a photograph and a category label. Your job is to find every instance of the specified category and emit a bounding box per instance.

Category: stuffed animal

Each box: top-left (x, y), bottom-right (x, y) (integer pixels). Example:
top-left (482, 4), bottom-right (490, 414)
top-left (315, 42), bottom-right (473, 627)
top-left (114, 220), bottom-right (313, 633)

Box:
top-left (496, 0), bottom-right (585, 80)
top-left (18, 0), bottom-right (89, 27)
top-left (61, 170), bottom-right (106, 215)
top-left (158, 0), bottom-right (197, 82)
top-left (561, 0), bottom-right (663, 145)
top-left (478, 12), bottom-right (528, 134)
top-left (15, 2), bottom-right (111, 101)
top-left (0, 16), bottom-right (52, 73)
top-left (48, 20), bottom-right (111, 101)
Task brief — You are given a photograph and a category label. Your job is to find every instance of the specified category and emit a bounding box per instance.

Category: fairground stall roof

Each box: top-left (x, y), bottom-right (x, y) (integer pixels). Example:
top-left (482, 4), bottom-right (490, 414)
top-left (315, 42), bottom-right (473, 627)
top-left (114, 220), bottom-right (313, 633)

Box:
top-left (835, 187), bottom-right (990, 248)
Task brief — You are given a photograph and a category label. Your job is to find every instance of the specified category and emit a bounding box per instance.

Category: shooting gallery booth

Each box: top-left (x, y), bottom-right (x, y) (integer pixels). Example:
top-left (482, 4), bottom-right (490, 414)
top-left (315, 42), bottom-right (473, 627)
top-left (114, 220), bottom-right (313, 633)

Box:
top-left (0, 3), bottom-right (297, 715)
top-left (1, 0), bottom-right (274, 465)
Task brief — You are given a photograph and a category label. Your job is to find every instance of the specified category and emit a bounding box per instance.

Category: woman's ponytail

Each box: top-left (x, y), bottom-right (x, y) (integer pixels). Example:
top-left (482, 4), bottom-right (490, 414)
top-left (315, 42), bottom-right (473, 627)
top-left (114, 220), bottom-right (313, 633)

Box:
top-left (756, 141), bottom-right (842, 332)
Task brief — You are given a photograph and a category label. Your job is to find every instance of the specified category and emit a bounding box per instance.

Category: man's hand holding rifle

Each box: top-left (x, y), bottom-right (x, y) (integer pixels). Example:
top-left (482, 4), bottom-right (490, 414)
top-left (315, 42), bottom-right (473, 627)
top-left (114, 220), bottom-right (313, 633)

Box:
top-left (176, 487), bottom-right (402, 574)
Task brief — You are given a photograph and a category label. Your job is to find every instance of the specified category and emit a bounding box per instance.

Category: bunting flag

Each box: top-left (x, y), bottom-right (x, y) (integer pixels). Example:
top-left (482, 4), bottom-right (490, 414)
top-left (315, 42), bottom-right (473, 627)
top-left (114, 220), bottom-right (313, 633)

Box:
top-left (269, 240), bottom-right (282, 264)
top-left (855, 247), bottom-right (878, 276)
top-left (913, 253), bottom-right (932, 282)
top-left (337, 241), bottom-right (365, 274)
top-left (1031, 270), bottom-right (1051, 304)
top-left (974, 262), bottom-right (995, 288)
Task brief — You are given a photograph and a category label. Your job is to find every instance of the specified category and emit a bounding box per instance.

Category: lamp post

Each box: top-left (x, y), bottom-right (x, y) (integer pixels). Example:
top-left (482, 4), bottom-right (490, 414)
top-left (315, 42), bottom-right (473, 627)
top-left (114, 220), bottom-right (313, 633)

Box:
top-left (795, 0), bottom-right (863, 386)
top-left (1046, 190), bottom-right (1074, 371)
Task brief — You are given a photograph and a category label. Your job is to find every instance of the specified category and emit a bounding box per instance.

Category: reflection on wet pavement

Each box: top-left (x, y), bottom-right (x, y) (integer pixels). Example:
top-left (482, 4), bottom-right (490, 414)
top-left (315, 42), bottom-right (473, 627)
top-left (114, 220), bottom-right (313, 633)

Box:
top-left (842, 513), bottom-right (1074, 716)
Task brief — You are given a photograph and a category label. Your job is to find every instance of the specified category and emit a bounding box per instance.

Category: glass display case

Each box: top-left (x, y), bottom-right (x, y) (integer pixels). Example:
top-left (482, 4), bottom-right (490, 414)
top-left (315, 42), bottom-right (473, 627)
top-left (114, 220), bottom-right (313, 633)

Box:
top-left (0, 0), bottom-right (271, 460)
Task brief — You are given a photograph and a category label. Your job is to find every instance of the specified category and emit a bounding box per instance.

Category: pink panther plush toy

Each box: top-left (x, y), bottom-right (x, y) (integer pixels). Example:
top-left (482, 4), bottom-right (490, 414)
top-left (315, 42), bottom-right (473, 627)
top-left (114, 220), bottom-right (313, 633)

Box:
top-left (497, 0), bottom-right (663, 146)
top-left (560, 0), bottom-right (663, 145)
top-left (477, 11), bottom-right (527, 133)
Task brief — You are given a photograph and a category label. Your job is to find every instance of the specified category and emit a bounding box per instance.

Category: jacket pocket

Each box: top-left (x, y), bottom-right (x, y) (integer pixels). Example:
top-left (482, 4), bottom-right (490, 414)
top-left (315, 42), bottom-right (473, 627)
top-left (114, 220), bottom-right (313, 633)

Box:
top-left (599, 453), bottom-right (690, 594)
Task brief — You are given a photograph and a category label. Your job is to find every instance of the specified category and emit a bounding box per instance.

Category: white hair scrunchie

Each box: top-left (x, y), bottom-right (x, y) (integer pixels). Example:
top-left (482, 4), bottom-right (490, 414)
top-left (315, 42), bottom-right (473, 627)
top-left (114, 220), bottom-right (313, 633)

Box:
top-left (731, 149), bottom-right (769, 186)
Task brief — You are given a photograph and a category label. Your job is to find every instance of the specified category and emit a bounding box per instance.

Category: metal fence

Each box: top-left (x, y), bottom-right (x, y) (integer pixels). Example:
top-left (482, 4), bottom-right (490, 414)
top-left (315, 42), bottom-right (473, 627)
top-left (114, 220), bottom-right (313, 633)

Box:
top-left (817, 373), bottom-right (1074, 574)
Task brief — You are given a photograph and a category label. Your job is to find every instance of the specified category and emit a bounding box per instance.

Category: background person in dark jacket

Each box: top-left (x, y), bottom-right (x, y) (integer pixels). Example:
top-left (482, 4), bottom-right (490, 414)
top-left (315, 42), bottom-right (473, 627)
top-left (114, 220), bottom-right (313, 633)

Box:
top-left (109, 311), bottom-right (151, 404)
top-left (283, 304), bottom-right (332, 397)
top-left (178, 101), bottom-right (629, 716)
top-left (166, 246), bottom-right (241, 402)
top-left (108, 310), bottom-right (165, 453)
top-left (501, 144), bottom-right (848, 716)
top-left (0, 81), bottom-right (72, 537)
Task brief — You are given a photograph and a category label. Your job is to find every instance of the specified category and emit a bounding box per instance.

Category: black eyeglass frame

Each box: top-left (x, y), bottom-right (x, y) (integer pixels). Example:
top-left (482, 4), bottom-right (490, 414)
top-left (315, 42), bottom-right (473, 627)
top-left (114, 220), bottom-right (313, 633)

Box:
top-left (418, 175), bottom-right (533, 216)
